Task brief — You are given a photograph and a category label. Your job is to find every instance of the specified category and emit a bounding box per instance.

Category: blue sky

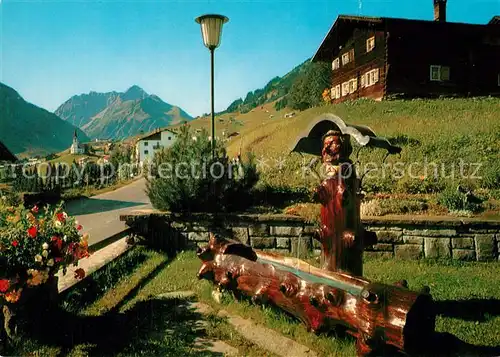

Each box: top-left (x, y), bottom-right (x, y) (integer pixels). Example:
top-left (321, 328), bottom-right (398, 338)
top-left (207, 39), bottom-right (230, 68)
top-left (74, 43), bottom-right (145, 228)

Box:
top-left (1, 0), bottom-right (499, 117)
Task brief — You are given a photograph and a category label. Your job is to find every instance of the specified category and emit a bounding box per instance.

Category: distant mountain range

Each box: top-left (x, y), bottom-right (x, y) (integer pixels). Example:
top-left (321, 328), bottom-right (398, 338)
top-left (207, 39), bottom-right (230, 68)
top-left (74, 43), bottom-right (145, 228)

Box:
top-left (55, 85), bottom-right (192, 140)
top-left (223, 59), bottom-right (309, 114)
top-left (0, 82), bottom-right (90, 156)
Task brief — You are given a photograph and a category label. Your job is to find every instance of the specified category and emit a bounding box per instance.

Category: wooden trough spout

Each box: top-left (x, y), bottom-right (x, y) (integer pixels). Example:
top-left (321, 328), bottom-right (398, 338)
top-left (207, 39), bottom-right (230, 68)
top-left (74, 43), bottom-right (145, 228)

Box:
top-left (197, 234), bottom-right (436, 356)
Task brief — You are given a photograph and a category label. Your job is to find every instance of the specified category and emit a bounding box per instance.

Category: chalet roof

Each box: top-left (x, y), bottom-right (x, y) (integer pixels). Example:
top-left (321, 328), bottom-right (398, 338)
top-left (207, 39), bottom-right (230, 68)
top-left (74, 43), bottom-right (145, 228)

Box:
top-left (0, 141), bottom-right (17, 162)
top-left (137, 128), bottom-right (177, 142)
top-left (312, 14), bottom-right (500, 62)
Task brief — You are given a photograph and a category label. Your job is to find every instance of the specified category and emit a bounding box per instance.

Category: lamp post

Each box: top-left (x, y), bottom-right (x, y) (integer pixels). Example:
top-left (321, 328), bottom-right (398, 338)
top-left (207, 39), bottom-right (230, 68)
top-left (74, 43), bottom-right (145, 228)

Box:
top-left (195, 14), bottom-right (229, 158)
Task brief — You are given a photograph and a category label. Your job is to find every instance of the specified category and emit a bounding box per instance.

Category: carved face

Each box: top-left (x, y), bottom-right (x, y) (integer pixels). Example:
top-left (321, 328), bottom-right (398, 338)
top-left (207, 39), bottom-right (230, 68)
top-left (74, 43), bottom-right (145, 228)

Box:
top-left (322, 134), bottom-right (343, 163)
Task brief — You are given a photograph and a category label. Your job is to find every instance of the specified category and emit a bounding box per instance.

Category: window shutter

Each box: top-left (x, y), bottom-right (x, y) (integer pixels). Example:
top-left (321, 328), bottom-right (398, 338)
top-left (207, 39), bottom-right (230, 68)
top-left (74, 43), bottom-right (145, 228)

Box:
top-left (361, 74), bottom-right (365, 88)
top-left (441, 66), bottom-right (450, 81)
top-left (374, 68), bottom-right (379, 83)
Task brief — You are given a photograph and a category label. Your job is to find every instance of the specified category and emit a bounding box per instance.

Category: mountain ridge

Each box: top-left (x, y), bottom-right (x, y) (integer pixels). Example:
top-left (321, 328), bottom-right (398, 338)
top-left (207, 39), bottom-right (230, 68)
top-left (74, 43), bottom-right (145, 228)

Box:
top-left (0, 82), bottom-right (90, 156)
top-left (55, 85), bottom-right (193, 140)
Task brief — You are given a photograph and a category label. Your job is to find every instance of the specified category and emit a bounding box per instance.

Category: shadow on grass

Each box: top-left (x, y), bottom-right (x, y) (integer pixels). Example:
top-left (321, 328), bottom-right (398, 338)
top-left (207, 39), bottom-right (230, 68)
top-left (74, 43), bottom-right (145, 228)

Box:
top-left (434, 299), bottom-right (500, 322)
top-left (15, 297), bottom-right (224, 356)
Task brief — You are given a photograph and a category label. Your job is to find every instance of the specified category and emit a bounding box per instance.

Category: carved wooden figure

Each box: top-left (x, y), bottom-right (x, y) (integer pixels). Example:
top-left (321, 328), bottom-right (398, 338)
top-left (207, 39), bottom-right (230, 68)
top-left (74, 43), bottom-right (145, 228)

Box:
top-left (197, 235), bottom-right (435, 356)
top-left (314, 130), bottom-right (376, 276)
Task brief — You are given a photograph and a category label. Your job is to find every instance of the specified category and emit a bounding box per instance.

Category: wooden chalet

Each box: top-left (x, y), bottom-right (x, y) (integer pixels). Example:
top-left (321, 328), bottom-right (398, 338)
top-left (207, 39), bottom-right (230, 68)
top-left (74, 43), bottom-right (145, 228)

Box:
top-left (312, 0), bottom-right (500, 103)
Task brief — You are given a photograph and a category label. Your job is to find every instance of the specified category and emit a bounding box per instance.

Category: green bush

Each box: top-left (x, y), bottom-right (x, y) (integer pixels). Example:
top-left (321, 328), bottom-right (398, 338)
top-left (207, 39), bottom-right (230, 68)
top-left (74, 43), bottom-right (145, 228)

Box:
top-left (146, 126), bottom-right (259, 213)
top-left (396, 176), bottom-right (445, 194)
top-left (438, 187), bottom-right (484, 213)
top-left (480, 160), bottom-right (500, 190)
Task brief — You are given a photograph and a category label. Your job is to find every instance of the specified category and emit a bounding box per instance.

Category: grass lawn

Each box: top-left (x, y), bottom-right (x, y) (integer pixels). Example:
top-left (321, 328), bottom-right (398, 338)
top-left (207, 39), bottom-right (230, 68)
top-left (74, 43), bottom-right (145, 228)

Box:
top-left (12, 246), bottom-right (500, 357)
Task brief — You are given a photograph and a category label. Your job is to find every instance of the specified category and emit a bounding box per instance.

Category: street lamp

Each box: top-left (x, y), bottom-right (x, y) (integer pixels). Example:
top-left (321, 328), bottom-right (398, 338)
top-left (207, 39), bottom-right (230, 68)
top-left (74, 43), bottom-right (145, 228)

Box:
top-left (195, 14), bottom-right (229, 158)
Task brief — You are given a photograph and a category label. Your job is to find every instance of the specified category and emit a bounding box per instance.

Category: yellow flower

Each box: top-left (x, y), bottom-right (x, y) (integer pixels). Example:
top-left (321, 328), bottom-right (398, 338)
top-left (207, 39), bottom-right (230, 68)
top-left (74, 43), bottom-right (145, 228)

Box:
top-left (27, 269), bottom-right (49, 286)
top-left (5, 288), bottom-right (23, 303)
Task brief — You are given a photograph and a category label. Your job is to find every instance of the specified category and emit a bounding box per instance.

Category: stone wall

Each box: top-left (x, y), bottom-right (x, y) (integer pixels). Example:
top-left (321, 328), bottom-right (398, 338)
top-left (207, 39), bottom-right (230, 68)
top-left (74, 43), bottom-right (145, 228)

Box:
top-left (121, 213), bottom-right (500, 261)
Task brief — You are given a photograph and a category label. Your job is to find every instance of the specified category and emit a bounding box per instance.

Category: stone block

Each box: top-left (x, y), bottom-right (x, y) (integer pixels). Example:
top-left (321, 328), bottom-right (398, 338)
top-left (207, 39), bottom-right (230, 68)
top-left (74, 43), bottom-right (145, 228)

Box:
top-left (452, 249), bottom-right (476, 261)
top-left (250, 237), bottom-right (276, 249)
top-left (248, 224), bottom-right (269, 236)
top-left (387, 226), bottom-right (403, 231)
top-left (364, 251), bottom-right (393, 260)
top-left (475, 234), bottom-right (496, 261)
top-left (265, 249), bottom-right (290, 255)
top-left (372, 243), bottom-right (393, 251)
top-left (375, 230), bottom-right (403, 243)
top-left (403, 229), bottom-right (456, 237)
top-left (232, 227), bottom-right (249, 244)
top-left (303, 225), bottom-right (318, 234)
top-left (394, 245), bottom-right (423, 260)
top-left (451, 237), bottom-right (474, 250)
top-left (403, 236), bottom-right (424, 245)
top-left (424, 238), bottom-right (451, 259)
top-left (270, 226), bottom-right (303, 236)
top-left (188, 232), bottom-right (209, 242)
top-left (291, 236), bottom-right (312, 259)
top-left (276, 237), bottom-right (291, 249)
top-left (366, 226), bottom-right (386, 231)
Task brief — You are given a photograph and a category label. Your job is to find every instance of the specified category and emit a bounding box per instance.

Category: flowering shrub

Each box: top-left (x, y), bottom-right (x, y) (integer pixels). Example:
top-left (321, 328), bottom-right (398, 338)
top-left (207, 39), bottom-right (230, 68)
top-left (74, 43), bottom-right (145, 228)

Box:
top-left (0, 204), bottom-right (89, 304)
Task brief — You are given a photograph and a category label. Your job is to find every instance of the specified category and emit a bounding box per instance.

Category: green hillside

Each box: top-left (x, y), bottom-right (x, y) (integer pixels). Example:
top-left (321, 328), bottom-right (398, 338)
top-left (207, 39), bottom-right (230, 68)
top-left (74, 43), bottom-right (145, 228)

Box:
top-left (0, 82), bottom-right (90, 156)
top-left (224, 98), bottom-right (500, 204)
top-left (222, 59), bottom-right (309, 114)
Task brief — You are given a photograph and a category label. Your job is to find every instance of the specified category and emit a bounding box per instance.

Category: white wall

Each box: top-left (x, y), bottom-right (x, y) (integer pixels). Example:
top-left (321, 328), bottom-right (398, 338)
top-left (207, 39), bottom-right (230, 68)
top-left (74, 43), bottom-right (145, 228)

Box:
top-left (136, 131), bottom-right (177, 165)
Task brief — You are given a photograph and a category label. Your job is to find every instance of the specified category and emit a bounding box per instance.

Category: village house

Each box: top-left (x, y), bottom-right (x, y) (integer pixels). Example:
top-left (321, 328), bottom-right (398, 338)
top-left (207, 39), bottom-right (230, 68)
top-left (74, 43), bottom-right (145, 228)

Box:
top-left (135, 128), bottom-right (177, 166)
top-left (312, 0), bottom-right (500, 103)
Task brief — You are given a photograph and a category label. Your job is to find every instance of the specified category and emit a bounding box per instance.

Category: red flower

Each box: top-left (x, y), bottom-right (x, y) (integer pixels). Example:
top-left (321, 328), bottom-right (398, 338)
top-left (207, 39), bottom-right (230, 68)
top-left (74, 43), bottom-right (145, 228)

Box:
top-left (27, 226), bottom-right (38, 238)
top-left (11, 240), bottom-right (18, 247)
top-left (56, 213), bottom-right (65, 222)
top-left (51, 236), bottom-right (63, 251)
top-left (55, 257), bottom-right (63, 263)
top-left (74, 268), bottom-right (85, 280)
top-left (31, 205), bottom-right (39, 214)
top-left (0, 279), bottom-right (10, 293)
top-left (76, 224), bottom-right (83, 231)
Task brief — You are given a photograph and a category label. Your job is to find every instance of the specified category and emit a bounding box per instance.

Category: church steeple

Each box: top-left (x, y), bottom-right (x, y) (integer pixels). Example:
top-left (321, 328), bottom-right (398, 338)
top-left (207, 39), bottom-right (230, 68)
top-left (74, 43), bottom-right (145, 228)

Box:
top-left (73, 129), bottom-right (78, 140)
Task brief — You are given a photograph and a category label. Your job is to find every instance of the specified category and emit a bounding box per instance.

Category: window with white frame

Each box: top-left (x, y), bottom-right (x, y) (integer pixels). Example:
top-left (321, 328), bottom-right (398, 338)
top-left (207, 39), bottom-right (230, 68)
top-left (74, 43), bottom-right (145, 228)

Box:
top-left (332, 58), bottom-right (340, 70)
top-left (430, 65), bottom-right (450, 81)
top-left (342, 82), bottom-right (350, 96)
top-left (330, 85), bottom-right (341, 99)
top-left (342, 52), bottom-right (350, 65)
top-left (349, 78), bottom-right (358, 93)
top-left (361, 68), bottom-right (380, 87)
top-left (366, 36), bottom-right (375, 52)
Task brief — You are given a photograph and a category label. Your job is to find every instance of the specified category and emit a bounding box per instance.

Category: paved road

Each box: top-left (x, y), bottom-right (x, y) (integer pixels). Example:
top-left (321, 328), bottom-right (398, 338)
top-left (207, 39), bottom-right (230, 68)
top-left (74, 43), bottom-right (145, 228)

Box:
top-left (65, 178), bottom-right (151, 246)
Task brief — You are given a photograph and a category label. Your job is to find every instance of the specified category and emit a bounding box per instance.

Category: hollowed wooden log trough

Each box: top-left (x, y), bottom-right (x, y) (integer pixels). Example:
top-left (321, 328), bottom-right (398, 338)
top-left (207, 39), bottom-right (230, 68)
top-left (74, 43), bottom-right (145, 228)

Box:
top-left (197, 235), bottom-right (436, 356)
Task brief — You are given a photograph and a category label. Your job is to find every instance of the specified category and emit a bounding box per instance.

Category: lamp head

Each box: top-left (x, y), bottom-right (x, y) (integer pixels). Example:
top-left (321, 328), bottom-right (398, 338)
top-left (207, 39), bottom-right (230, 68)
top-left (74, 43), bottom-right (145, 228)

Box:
top-left (195, 14), bottom-right (229, 50)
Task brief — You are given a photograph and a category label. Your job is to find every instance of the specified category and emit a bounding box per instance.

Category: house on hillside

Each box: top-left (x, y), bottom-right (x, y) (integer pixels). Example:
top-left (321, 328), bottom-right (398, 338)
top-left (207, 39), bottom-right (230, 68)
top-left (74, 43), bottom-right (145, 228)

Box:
top-left (0, 141), bottom-right (17, 163)
top-left (313, 0), bottom-right (500, 103)
top-left (135, 128), bottom-right (177, 166)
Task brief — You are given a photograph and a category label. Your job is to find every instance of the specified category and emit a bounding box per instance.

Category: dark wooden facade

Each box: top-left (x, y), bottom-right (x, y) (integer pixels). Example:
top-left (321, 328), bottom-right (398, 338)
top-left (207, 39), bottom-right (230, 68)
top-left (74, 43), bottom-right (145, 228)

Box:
top-left (313, 8), bottom-right (500, 103)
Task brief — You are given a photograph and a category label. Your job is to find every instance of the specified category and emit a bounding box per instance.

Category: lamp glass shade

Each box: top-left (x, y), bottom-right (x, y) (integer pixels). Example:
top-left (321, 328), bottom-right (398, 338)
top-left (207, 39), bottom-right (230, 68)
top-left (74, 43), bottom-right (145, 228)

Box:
top-left (195, 14), bottom-right (229, 50)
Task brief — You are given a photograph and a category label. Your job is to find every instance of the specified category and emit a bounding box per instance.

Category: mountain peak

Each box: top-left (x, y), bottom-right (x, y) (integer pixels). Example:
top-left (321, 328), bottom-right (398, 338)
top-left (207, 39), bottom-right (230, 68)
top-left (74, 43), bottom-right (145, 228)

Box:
top-left (121, 85), bottom-right (148, 101)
